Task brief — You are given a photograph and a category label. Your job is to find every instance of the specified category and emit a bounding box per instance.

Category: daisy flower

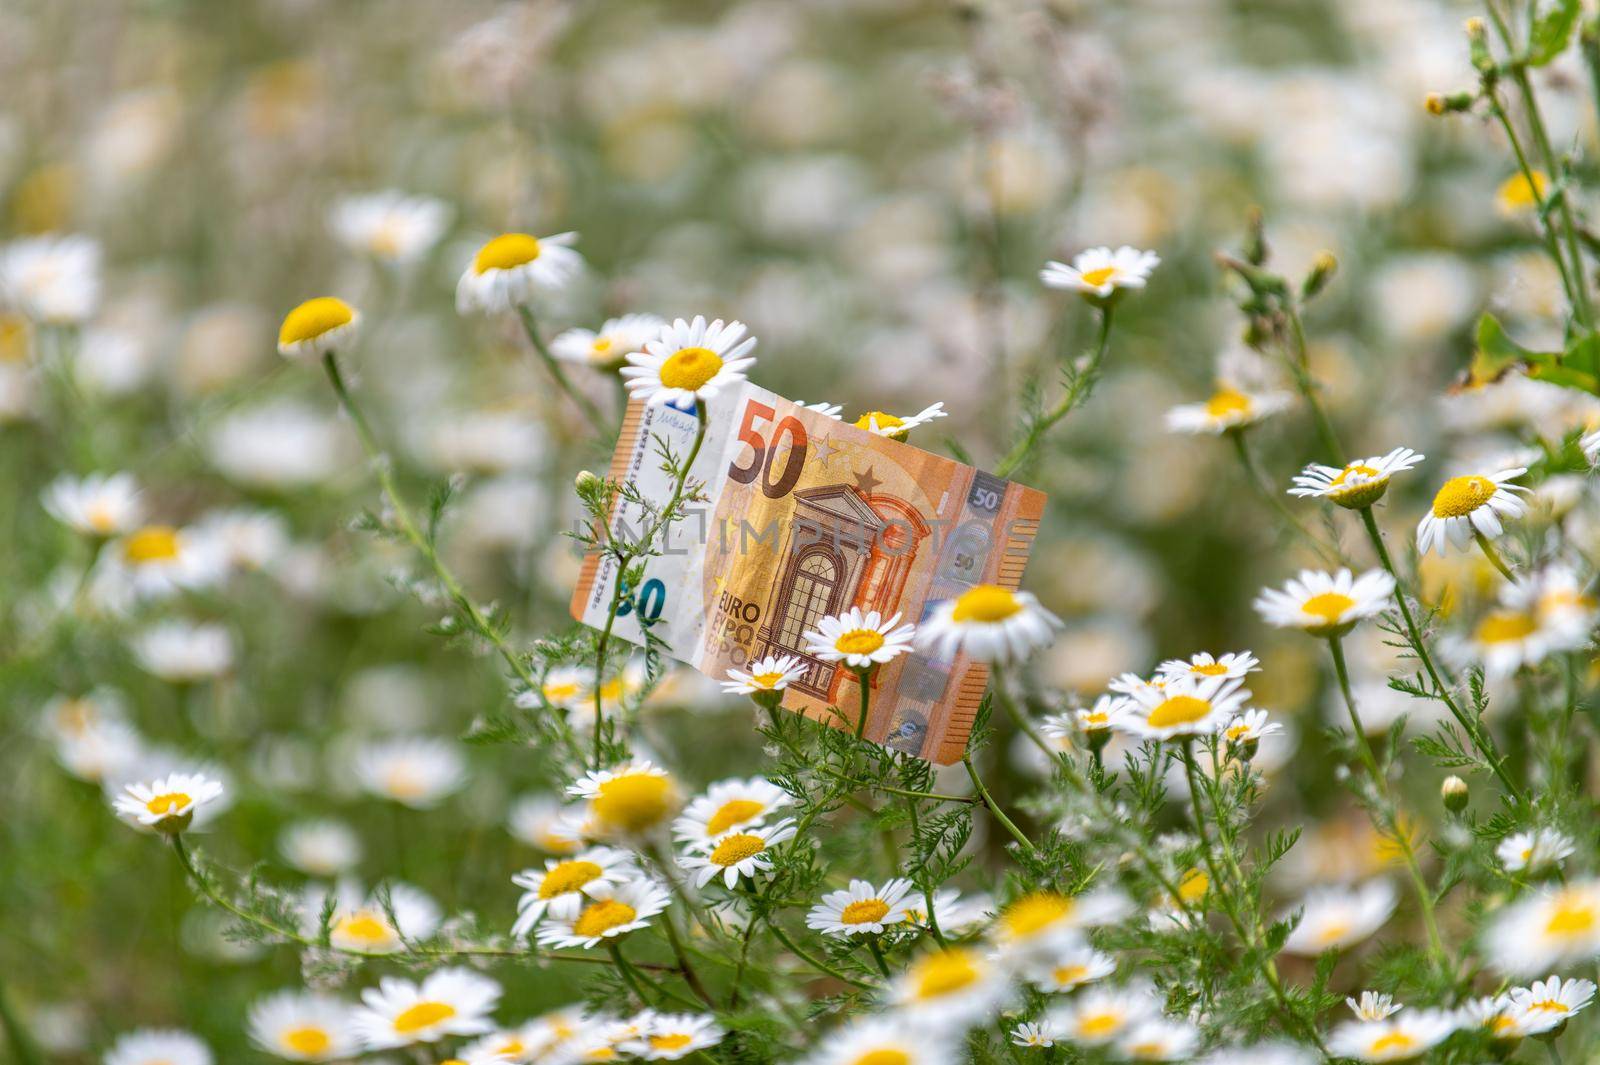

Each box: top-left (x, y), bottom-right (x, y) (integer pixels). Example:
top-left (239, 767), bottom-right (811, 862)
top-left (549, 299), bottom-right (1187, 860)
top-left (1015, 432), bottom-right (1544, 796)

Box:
top-left (722, 655), bottom-right (807, 697)
top-left (1485, 879), bottom-right (1600, 975)
top-left (278, 819), bottom-right (362, 878)
top-left (328, 190), bottom-right (451, 265)
top-left (508, 795), bottom-right (584, 854)
top-left (130, 621), bottom-right (234, 681)
top-left (1348, 992), bottom-right (1402, 1022)
top-left (460, 1025), bottom-right (541, 1065)
top-left (1522, 564), bottom-right (1599, 645)
top-left (807, 877), bottom-right (917, 936)
top-left (1155, 650), bottom-right (1259, 682)
top-left (0, 234), bottom-right (102, 324)
top-left (1026, 944), bottom-right (1117, 992)
top-left (455, 231), bottom-right (583, 313)
top-left (1280, 880), bottom-right (1397, 956)
top-left (916, 584), bottom-right (1062, 664)
top-left (109, 524), bottom-right (224, 599)
top-left (803, 607), bottom-right (917, 670)
top-left (1415, 467), bottom-right (1529, 557)
top-left (851, 402), bottom-right (947, 441)
top-left (620, 316), bottom-right (757, 408)
top-left (352, 736), bottom-right (467, 809)
top-left (1165, 385), bottom-right (1291, 435)
top-left (352, 968), bottom-right (502, 1049)
top-left (551, 314), bottom-right (665, 372)
top-left (802, 1016), bottom-right (953, 1065)
top-left (1221, 708), bottom-right (1283, 747)
top-left (1112, 674), bottom-right (1250, 742)
top-left (535, 877), bottom-right (671, 949)
top-left (1507, 975), bottom-right (1597, 1033)
top-left (672, 776), bottom-right (792, 846)
top-left (1040, 246), bottom-right (1160, 300)
top-left (678, 818), bottom-right (797, 889)
top-left (277, 297), bottom-right (361, 360)
top-left (247, 991), bottom-right (359, 1062)
top-left (1327, 1011), bottom-right (1457, 1063)
top-left (1496, 170), bottom-right (1548, 217)
top-left (1011, 1021), bottom-right (1060, 1048)
top-left (1047, 984), bottom-right (1159, 1047)
top-left (1497, 828), bottom-right (1576, 875)
top-left (305, 881), bottom-right (441, 954)
top-left (801, 400), bottom-right (845, 417)
top-left (1288, 447), bottom-right (1425, 510)
top-left (1443, 597), bottom-right (1566, 678)
top-left (1455, 995), bottom-right (1533, 1041)
top-left (1119, 1019), bottom-right (1201, 1062)
top-left (511, 846), bottom-right (637, 935)
top-left (1253, 568), bottom-right (1395, 638)
top-left (516, 665), bottom-right (590, 713)
top-left (990, 888), bottom-right (1132, 956)
top-left (889, 946), bottom-right (1013, 1029)
top-left (569, 761), bottom-right (682, 837)
top-left (112, 771), bottom-right (225, 833)
top-left (1069, 695), bottom-right (1133, 742)
top-left (104, 1030), bottom-right (212, 1065)
top-left (618, 1013), bottom-right (725, 1060)
top-left (42, 472), bottom-right (142, 537)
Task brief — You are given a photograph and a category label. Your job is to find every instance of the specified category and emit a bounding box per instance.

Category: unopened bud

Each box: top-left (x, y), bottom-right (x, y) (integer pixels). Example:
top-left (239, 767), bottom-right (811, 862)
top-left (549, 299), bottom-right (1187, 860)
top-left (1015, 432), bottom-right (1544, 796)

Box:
top-left (1244, 206), bottom-right (1268, 266)
top-left (1425, 91), bottom-right (1476, 116)
top-left (1466, 19), bottom-right (1494, 74)
top-left (1301, 251), bottom-right (1337, 300)
top-left (575, 470), bottom-right (602, 495)
top-left (1442, 774), bottom-right (1469, 813)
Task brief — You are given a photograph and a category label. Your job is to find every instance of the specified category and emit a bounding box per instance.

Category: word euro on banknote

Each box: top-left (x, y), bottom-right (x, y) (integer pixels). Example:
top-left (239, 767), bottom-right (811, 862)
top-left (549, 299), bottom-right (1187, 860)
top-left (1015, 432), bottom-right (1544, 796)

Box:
top-left (571, 384), bottom-right (1046, 764)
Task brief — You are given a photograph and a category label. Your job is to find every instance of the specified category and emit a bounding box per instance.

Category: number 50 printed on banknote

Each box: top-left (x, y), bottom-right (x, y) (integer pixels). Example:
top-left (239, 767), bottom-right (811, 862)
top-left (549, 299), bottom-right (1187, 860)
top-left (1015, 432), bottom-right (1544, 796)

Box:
top-left (571, 384), bottom-right (1046, 764)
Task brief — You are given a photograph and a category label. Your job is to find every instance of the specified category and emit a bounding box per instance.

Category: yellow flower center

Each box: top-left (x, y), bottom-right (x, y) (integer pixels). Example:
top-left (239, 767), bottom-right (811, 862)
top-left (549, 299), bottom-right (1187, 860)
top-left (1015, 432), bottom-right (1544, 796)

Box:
top-left (1079, 265), bottom-right (1118, 287)
top-left (1432, 475), bottom-right (1496, 518)
top-left (1530, 999), bottom-right (1570, 1014)
top-left (1498, 170), bottom-right (1548, 211)
top-left (278, 297), bottom-right (355, 345)
top-left (335, 911), bottom-right (394, 944)
top-left (1300, 592), bottom-right (1356, 626)
top-left (706, 798), bottom-right (766, 835)
top-left (834, 629), bottom-right (886, 656)
top-left (282, 1027), bottom-right (332, 1057)
top-left (473, 233), bottom-right (542, 273)
top-left (572, 898), bottom-right (639, 938)
top-left (544, 680), bottom-right (582, 702)
top-left (1544, 892), bottom-right (1597, 939)
top-left (850, 1052), bottom-right (911, 1065)
top-left (651, 1034), bottom-right (693, 1051)
top-left (1205, 388), bottom-right (1252, 419)
top-left (1315, 920), bottom-right (1351, 946)
top-left (1177, 868), bottom-right (1209, 903)
top-left (840, 898), bottom-right (891, 925)
top-left (1474, 610), bottom-right (1538, 644)
top-left (592, 772), bottom-right (674, 831)
top-left (854, 411), bottom-right (904, 431)
top-left (1078, 1012), bottom-right (1123, 1039)
top-left (950, 584), bottom-right (1023, 623)
top-left (1192, 662), bottom-right (1230, 676)
top-left (0, 314), bottom-right (29, 363)
top-left (1331, 464), bottom-right (1381, 487)
top-left (1146, 694), bottom-right (1212, 730)
top-left (393, 1000), bottom-right (456, 1035)
top-left (591, 336), bottom-right (614, 354)
top-left (1367, 1032), bottom-right (1416, 1057)
top-left (1001, 892), bottom-right (1072, 937)
top-left (145, 791), bottom-right (191, 816)
top-left (1053, 964), bottom-right (1089, 986)
top-left (1489, 1014), bottom-right (1519, 1035)
top-left (709, 832), bottom-right (765, 866)
top-left (658, 347), bottom-right (724, 392)
top-left (124, 525), bottom-right (181, 564)
top-left (1225, 722), bottom-right (1251, 741)
top-left (910, 949), bottom-right (981, 999)
top-left (749, 671), bottom-right (785, 689)
top-left (539, 859), bottom-right (604, 899)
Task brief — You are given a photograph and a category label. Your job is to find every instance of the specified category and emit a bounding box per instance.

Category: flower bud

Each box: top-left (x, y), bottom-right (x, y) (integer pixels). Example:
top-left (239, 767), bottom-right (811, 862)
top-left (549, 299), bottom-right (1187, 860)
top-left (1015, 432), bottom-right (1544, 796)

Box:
top-left (1301, 252), bottom-right (1337, 300)
top-left (1425, 91), bottom-right (1476, 116)
top-left (574, 470), bottom-right (604, 502)
top-left (1442, 774), bottom-right (1469, 813)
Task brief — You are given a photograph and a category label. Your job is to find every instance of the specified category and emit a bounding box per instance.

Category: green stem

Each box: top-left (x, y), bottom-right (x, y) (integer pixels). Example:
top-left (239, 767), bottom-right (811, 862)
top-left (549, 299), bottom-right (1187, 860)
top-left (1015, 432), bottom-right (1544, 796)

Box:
top-left (854, 665), bottom-right (871, 740)
top-left (0, 981), bottom-right (42, 1065)
top-left (995, 305), bottom-right (1114, 478)
top-left (656, 904), bottom-right (715, 1007)
top-left (991, 664), bottom-right (1055, 759)
top-left (1283, 305), bottom-right (1346, 465)
top-left (962, 752), bottom-right (1037, 853)
top-left (767, 922), bottom-right (876, 989)
top-left (866, 937), bottom-right (893, 978)
top-left (1327, 636), bottom-right (1448, 972)
top-left (517, 305), bottom-right (609, 433)
top-left (1228, 429), bottom-right (1342, 565)
top-left (813, 766), bottom-right (976, 804)
top-left (321, 352), bottom-right (543, 696)
top-left (1510, 61), bottom-right (1593, 328)
top-left (1357, 507), bottom-right (1526, 804)
top-left (1487, 91), bottom-right (1584, 318)
top-left (903, 787), bottom-right (948, 946)
top-left (1475, 529), bottom-right (1518, 582)
top-left (608, 942), bottom-right (656, 1006)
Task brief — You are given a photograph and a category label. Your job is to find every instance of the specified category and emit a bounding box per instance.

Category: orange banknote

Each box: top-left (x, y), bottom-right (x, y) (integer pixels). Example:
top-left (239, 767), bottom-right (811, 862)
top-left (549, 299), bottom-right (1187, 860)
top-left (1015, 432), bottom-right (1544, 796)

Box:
top-left (571, 385), bottom-right (1046, 764)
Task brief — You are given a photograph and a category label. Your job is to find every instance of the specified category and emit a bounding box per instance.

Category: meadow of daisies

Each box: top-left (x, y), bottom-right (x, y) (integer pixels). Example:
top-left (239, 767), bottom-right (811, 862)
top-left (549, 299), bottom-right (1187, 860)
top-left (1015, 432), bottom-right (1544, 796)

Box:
top-left (10, 1), bottom-right (1600, 1063)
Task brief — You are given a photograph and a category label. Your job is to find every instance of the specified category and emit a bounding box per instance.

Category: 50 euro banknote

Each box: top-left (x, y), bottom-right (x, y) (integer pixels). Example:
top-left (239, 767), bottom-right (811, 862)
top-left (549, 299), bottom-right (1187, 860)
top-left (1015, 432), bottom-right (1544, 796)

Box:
top-left (570, 383), bottom-right (1046, 764)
